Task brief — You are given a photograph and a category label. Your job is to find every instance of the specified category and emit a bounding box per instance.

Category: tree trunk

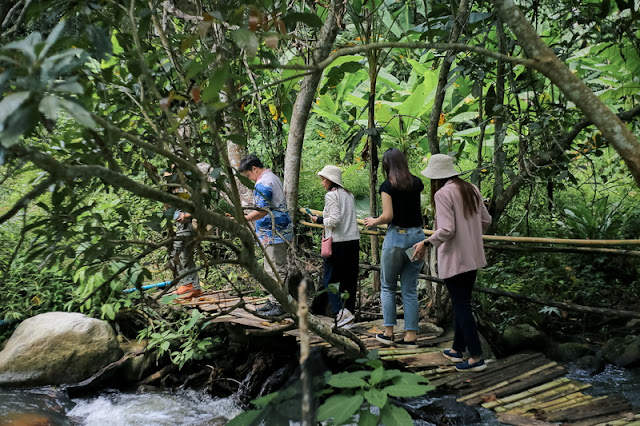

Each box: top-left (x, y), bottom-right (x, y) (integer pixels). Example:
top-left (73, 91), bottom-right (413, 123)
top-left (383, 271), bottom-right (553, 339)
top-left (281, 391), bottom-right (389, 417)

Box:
top-left (283, 0), bottom-right (343, 221)
top-left (492, 0), bottom-right (640, 187)
top-left (427, 0), bottom-right (471, 155)
top-left (488, 18), bottom-right (507, 232)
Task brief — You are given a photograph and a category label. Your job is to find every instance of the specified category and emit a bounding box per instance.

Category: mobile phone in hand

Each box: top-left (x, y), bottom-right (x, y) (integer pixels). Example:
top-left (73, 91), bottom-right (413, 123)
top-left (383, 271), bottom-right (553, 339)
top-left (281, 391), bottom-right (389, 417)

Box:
top-left (305, 208), bottom-right (313, 215)
top-left (405, 246), bottom-right (416, 261)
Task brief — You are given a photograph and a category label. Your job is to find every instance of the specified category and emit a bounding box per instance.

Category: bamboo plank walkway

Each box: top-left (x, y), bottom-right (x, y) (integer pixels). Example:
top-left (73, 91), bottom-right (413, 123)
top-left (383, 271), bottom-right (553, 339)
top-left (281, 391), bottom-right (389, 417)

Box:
top-left (178, 290), bottom-right (640, 425)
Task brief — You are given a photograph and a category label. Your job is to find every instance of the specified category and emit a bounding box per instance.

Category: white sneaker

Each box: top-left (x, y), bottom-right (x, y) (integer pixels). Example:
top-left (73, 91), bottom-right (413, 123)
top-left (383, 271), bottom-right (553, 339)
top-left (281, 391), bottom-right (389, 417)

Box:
top-left (336, 309), bottom-right (355, 327)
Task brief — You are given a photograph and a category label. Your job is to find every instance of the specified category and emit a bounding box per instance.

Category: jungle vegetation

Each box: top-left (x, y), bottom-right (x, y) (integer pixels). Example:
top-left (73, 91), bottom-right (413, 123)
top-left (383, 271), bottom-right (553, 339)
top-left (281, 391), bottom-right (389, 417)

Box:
top-left (1, 0), bottom-right (639, 381)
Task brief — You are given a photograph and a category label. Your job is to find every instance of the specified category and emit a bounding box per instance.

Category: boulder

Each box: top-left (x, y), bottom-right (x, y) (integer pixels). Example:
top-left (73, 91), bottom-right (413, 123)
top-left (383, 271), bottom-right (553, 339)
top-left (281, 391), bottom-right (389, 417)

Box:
top-left (575, 355), bottom-right (606, 374)
top-left (415, 395), bottom-right (482, 425)
top-left (0, 312), bottom-right (123, 387)
top-left (549, 342), bottom-right (591, 363)
top-left (602, 335), bottom-right (640, 368)
top-left (502, 324), bottom-right (547, 353)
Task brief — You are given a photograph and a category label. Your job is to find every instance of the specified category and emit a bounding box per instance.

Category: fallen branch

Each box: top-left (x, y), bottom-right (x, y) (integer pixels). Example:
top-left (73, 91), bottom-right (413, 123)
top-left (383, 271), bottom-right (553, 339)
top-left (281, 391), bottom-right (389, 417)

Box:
top-left (475, 285), bottom-right (640, 319)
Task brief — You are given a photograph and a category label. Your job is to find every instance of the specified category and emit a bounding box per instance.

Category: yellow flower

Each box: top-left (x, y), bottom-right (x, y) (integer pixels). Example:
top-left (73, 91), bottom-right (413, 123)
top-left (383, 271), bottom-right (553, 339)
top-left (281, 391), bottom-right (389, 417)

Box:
top-left (316, 130), bottom-right (325, 138)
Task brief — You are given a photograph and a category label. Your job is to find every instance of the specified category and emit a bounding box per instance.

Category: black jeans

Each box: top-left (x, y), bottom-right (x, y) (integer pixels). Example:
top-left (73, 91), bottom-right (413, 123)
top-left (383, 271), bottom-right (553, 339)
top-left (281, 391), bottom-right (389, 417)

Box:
top-left (445, 270), bottom-right (482, 358)
top-left (323, 239), bottom-right (359, 314)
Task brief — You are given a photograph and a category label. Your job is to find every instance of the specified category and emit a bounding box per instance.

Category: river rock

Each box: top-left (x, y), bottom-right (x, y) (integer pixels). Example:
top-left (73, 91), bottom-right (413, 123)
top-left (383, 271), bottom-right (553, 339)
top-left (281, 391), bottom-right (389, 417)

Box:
top-left (602, 335), bottom-right (640, 368)
top-left (575, 355), bottom-right (605, 374)
top-left (502, 324), bottom-right (547, 353)
top-left (415, 395), bottom-right (481, 425)
top-left (549, 342), bottom-right (591, 363)
top-left (0, 312), bottom-right (123, 387)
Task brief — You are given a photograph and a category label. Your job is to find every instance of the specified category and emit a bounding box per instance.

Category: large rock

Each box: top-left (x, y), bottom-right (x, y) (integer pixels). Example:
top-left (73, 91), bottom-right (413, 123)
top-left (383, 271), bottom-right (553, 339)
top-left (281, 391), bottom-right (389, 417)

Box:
top-left (602, 335), bottom-right (640, 368)
top-left (0, 312), bottom-right (123, 387)
top-left (502, 324), bottom-right (548, 354)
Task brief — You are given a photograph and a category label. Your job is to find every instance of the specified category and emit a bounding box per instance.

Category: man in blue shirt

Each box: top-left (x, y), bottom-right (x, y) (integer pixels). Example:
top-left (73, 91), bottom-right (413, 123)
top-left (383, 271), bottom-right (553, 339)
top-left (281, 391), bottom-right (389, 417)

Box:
top-left (239, 155), bottom-right (293, 316)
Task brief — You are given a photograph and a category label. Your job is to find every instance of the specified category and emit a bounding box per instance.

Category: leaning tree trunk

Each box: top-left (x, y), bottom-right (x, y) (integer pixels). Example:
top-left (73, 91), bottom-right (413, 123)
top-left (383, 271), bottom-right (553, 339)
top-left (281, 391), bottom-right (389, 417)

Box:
top-left (492, 0), bottom-right (640, 187)
top-left (427, 0), bottom-right (471, 155)
top-left (283, 0), bottom-right (343, 222)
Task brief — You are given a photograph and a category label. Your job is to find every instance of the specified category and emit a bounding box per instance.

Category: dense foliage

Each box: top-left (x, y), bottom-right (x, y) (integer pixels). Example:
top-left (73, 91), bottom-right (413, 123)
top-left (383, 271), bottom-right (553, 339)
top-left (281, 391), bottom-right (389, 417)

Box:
top-left (1, 0), bottom-right (639, 378)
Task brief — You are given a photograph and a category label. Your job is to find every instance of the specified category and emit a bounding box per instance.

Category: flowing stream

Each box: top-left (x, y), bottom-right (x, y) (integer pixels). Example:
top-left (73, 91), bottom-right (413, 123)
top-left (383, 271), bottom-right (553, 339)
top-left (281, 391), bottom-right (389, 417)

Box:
top-left (0, 388), bottom-right (242, 425)
top-left (1, 364), bottom-right (639, 425)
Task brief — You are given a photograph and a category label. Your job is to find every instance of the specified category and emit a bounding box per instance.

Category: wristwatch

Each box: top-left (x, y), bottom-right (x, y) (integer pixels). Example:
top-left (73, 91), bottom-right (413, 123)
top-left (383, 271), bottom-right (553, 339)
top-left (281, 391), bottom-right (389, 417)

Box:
top-left (423, 240), bottom-right (429, 247)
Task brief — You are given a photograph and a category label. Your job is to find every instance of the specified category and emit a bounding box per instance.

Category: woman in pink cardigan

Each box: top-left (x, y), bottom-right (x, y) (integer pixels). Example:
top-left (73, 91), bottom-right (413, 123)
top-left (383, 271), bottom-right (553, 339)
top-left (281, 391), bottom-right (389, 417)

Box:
top-left (412, 154), bottom-right (492, 372)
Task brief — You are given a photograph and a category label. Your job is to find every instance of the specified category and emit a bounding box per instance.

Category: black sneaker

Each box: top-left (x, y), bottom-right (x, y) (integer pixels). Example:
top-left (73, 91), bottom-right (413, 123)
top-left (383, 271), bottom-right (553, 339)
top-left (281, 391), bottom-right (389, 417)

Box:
top-left (375, 333), bottom-right (394, 346)
top-left (263, 303), bottom-right (285, 317)
top-left (257, 300), bottom-right (276, 312)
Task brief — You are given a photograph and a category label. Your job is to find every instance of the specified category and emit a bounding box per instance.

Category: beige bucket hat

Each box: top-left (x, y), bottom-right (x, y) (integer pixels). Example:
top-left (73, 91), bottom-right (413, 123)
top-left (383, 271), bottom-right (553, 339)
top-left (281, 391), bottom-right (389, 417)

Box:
top-left (318, 165), bottom-right (344, 187)
top-left (421, 154), bottom-right (461, 179)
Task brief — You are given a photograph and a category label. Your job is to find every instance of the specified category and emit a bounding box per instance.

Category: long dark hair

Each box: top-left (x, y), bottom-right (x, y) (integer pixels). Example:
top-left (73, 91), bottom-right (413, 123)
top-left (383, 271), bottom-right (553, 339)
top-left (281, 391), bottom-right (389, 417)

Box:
top-left (382, 148), bottom-right (413, 191)
top-left (431, 176), bottom-right (480, 218)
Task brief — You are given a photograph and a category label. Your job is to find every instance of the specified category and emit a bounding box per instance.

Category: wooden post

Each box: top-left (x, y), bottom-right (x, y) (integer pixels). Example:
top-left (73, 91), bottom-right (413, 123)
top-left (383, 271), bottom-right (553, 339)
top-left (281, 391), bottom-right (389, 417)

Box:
top-left (298, 279), bottom-right (312, 425)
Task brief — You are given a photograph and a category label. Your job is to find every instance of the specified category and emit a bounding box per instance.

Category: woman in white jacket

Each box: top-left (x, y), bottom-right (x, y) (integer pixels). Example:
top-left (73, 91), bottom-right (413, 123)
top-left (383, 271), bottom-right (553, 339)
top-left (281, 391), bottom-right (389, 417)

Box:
top-left (309, 165), bottom-right (360, 327)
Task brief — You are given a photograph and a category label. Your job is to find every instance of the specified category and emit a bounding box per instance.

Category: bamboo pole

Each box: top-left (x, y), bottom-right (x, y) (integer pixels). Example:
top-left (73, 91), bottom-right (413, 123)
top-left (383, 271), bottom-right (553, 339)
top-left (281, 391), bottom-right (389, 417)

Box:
top-left (495, 383), bottom-right (591, 412)
top-left (299, 207), bottom-right (640, 246)
top-left (456, 361), bottom-right (558, 403)
top-left (483, 377), bottom-right (572, 409)
top-left (377, 347), bottom-right (443, 356)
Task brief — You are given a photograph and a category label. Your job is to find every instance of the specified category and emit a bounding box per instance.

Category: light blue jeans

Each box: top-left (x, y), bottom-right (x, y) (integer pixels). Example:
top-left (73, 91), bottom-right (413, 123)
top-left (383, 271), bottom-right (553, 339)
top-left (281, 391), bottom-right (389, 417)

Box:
top-left (380, 226), bottom-right (425, 331)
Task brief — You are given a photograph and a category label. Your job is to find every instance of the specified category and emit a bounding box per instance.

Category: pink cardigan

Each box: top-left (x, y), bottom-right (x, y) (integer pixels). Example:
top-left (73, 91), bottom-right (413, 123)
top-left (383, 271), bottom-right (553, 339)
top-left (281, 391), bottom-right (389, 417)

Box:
top-left (427, 180), bottom-right (492, 279)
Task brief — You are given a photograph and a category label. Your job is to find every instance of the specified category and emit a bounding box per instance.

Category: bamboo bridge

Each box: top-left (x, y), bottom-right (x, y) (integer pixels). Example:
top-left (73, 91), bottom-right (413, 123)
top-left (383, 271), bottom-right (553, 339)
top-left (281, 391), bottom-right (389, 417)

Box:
top-left (176, 290), bottom-right (640, 426)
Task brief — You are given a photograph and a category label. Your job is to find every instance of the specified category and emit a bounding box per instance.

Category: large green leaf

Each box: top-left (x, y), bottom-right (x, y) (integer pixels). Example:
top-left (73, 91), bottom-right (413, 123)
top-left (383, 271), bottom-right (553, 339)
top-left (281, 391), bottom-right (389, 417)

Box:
top-left (317, 394), bottom-right (364, 424)
top-left (231, 29), bottom-right (259, 57)
top-left (0, 92), bottom-right (31, 125)
top-left (39, 95), bottom-right (60, 120)
top-left (40, 21), bottom-right (66, 60)
top-left (357, 409), bottom-right (378, 426)
top-left (368, 366), bottom-right (384, 387)
top-left (392, 372), bottom-right (430, 386)
top-left (379, 404), bottom-right (414, 426)
top-left (226, 409), bottom-right (263, 426)
top-left (328, 370), bottom-right (369, 388)
top-left (4, 32), bottom-right (42, 64)
top-left (58, 98), bottom-right (96, 128)
top-left (283, 12), bottom-right (323, 29)
top-left (364, 388), bottom-right (387, 408)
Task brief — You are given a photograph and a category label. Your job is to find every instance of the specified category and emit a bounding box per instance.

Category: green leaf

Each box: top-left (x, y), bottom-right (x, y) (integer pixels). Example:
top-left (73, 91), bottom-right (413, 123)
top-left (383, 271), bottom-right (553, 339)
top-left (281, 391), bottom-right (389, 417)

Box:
top-left (0, 103), bottom-right (38, 147)
top-left (368, 366), bottom-right (384, 387)
top-left (317, 394), bottom-right (364, 424)
top-left (39, 96), bottom-right (60, 120)
top-left (86, 25), bottom-right (113, 61)
top-left (357, 409), bottom-right (378, 426)
top-left (328, 371), bottom-right (369, 388)
top-left (226, 409), bottom-right (263, 426)
top-left (252, 390), bottom-right (280, 407)
top-left (364, 388), bottom-right (387, 409)
top-left (41, 21), bottom-right (66, 60)
top-left (4, 32), bottom-right (42, 64)
top-left (231, 29), bottom-right (259, 57)
top-left (202, 65), bottom-right (229, 103)
top-left (53, 80), bottom-right (85, 94)
top-left (379, 404), bottom-right (413, 426)
top-left (382, 369), bottom-right (404, 381)
top-left (283, 12), bottom-right (323, 29)
top-left (392, 372), bottom-right (430, 386)
top-left (0, 92), bottom-right (31, 125)
top-left (384, 384), bottom-right (433, 397)
top-left (57, 98), bottom-right (96, 128)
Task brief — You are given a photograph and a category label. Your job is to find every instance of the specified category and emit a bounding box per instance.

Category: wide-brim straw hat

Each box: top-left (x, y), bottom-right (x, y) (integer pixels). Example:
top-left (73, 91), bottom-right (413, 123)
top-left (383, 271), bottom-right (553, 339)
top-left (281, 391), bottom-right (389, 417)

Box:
top-left (318, 165), bottom-right (344, 187)
top-left (421, 154), bottom-right (461, 179)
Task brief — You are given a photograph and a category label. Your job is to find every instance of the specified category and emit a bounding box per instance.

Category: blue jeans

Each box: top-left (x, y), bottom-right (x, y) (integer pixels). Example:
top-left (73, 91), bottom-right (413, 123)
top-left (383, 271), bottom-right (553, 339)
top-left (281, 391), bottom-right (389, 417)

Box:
top-left (380, 227), bottom-right (425, 331)
top-left (445, 270), bottom-right (482, 358)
